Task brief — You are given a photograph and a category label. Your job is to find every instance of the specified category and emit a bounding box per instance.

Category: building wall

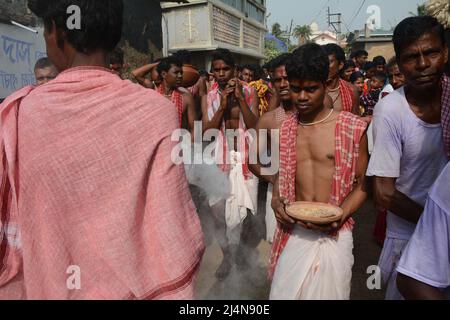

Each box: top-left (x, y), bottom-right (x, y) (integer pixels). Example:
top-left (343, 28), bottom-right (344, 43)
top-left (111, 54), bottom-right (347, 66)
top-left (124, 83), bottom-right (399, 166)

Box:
top-left (162, 0), bottom-right (266, 70)
top-left (0, 22), bottom-right (46, 98)
top-left (0, 0), bottom-right (36, 26)
top-left (365, 42), bottom-right (395, 60)
top-left (352, 41), bottom-right (395, 61)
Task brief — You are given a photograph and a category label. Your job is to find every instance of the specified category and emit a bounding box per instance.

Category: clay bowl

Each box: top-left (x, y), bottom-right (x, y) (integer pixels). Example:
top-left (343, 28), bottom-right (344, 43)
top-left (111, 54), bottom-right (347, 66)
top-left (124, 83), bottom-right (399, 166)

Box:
top-left (182, 64), bottom-right (200, 88)
top-left (286, 201), bottom-right (343, 225)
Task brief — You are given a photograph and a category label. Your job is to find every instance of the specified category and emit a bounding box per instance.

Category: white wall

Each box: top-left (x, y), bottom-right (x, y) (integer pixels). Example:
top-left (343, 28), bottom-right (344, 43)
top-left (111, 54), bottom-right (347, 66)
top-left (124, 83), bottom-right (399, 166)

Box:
top-left (0, 22), bottom-right (46, 99)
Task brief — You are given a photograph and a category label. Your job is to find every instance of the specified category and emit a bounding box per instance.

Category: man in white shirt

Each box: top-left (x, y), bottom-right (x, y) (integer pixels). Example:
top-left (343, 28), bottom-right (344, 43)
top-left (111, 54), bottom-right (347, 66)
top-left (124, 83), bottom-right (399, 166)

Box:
top-left (366, 16), bottom-right (449, 300)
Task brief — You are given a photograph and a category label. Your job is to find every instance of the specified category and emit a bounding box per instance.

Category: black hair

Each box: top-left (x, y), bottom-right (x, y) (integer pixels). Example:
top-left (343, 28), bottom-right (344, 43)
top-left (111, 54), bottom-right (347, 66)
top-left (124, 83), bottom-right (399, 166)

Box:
top-left (386, 56), bottom-right (398, 70)
top-left (28, 0), bottom-right (123, 54)
top-left (157, 55), bottom-right (182, 74)
top-left (268, 53), bottom-right (291, 72)
top-left (393, 16), bottom-right (446, 57)
top-left (198, 69), bottom-right (209, 78)
top-left (241, 64), bottom-right (254, 72)
top-left (211, 48), bottom-right (235, 67)
top-left (363, 61), bottom-right (375, 71)
top-left (286, 43), bottom-right (329, 83)
top-left (372, 71), bottom-right (387, 84)
top-left (251, 64), bottom-right (264, 80)
top-left (349, 71), bottom-right (364, 83)
top-left (373, 55), bottom-right (386, 66)
top-left (108, 48), bottom-right (124, 65)
top-left (323, 43), bottom-right (346, 63)
top-left (355, 50), bottom-right (369, 58)
top-left (34, 57), bottom-right (55, 70)
top-left (343, 59), bottom-right (356, 70)
top-left (174, 50), bottom-right (191, 65)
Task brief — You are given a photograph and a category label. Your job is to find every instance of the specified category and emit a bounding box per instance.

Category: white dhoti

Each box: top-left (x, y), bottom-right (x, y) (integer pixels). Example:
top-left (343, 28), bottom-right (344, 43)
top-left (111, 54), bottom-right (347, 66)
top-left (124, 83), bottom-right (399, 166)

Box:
top-left (270, 226), bottom-right (354, 300)
top-left (265, 184), bottom-right (277, 243)
top-left (209, 151), bottom-right (258, 245)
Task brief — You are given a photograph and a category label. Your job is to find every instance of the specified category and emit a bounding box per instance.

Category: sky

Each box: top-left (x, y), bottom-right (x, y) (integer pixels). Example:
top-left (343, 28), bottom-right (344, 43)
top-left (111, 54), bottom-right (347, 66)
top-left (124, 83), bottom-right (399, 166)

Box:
top-left (266, 0), bottom-right (426, 34)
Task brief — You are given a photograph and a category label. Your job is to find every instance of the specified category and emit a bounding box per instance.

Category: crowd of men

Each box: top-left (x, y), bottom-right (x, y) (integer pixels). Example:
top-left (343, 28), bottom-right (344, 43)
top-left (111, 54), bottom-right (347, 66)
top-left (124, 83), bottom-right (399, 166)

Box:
top-left (0, 0), bottom-right (448, 300)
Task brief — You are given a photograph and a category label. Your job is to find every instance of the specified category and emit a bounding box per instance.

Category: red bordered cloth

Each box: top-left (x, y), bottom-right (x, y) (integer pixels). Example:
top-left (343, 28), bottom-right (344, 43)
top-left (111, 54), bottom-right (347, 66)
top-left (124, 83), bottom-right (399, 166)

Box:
top-left (268, 111), bottom-right (367, 278)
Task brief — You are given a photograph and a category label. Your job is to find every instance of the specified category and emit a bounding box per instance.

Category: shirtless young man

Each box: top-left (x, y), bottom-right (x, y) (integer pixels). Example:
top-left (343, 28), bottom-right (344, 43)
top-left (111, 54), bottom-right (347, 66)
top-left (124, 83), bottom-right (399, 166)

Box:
top-left (201, 49), bottom-right (260, 279)
top-left (269, 43), bottom-right (369, 300)
top-left (249, 53), bottom-right (294, 243)
top-left (323, 44), bottom-right (360, 115)
top-left (156, 56), bottom-right (196, 133)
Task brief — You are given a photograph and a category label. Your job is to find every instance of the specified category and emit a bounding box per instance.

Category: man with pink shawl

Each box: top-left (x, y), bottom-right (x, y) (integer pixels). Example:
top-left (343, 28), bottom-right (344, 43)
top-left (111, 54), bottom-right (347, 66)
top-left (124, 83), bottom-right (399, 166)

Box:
top-left (0, 0), bottom-right (204, 300)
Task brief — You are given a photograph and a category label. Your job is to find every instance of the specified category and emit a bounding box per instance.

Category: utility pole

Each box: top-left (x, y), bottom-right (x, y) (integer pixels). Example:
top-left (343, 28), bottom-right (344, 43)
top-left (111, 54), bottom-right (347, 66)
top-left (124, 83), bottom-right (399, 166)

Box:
top-left (287, 19), bottom-right (293, 46)
top-left (327, 7), bottom-right (342, 37)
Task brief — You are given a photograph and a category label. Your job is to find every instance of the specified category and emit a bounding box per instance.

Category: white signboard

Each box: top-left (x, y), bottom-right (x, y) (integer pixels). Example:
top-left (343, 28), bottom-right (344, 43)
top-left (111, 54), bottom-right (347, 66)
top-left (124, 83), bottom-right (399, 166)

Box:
top-left (0, 23), bottom-right (46, 99)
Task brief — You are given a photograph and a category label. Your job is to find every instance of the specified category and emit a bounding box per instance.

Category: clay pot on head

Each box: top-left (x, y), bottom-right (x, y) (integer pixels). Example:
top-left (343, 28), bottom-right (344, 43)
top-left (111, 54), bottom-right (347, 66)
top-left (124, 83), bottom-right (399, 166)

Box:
top-left (182, 64), bottom-right (200, 88)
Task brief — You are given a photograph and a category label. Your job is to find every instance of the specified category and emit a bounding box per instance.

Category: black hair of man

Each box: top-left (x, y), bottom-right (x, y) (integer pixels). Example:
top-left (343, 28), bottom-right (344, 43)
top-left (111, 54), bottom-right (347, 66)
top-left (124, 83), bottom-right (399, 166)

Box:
top-left (211, 48), bottom-right (235, 67)
top-left (28, 0), bottom-right (123, 54)
top-left (198, 69), bottom-right (209, 78)
top-left (363, 61), bottom-right (375, 71)
top-left (393, 16), bottom-right (446, 57)
top-left (372, 71), bottom-right (387, 84)
top-left (174, 50), bottom-right (192, 65)
top-left (373, 56), bottom-right (386, 66)
top-left (286, 43), bottom-right (329, 83)
top-left (251, 64), bottom-right (264, 81)
top-left (349, 71), bottom-right (364, 83)
top-left (108, 48), bottom-right (124, 65)
top-left (268, 53), bottom-right (291, 73)
top-left (323, 43), bottom-right (346, 63)
top-left (157, 55), bottom-right (183, 74)
top-left (34, 57), bottom-right (55, 70)
top-left (241, 64), bottom-right (254, 73)
top-left (355, 50), bottom-right (369, 58)
top-left (343, 59), bottom-right (356, 70)
top-left (386, 56), bottom-right (398, 70)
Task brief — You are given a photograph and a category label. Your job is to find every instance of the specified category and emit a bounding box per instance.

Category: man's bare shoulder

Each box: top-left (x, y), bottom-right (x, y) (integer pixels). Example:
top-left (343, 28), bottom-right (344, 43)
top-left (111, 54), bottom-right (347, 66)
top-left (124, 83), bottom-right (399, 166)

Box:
top-left (257, 108), bottom-right (278, 129)
top-left (178, 87), bottom-right (193, 97)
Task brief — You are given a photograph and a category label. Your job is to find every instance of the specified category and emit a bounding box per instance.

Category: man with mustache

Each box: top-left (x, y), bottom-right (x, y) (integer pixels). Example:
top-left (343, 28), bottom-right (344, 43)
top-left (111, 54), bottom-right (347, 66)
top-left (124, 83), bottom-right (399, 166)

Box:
top-left (366, 16), bottom-right (449, 300)
top-left (156, 56), bottom-right (196, 134)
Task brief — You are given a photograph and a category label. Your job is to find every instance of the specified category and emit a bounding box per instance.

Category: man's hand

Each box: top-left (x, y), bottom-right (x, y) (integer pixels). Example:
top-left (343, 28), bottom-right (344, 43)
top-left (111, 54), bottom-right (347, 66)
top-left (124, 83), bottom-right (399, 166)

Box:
top-left (234, 78), bottom-right (246, 103)
top-left (219, 87), bottom-right (234, 110)
top-left (271, 197), bottom-right (295, 225)
top-left (297, 221), bottom-right (340, 233)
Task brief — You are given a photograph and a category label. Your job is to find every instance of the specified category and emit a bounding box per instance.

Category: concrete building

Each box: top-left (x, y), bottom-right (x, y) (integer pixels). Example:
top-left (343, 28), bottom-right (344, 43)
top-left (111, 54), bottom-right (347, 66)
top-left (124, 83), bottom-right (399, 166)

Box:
top-left (351, 25), bottom-right (395, 60)
top-left (309, 22), bottom-right (340, 46)
top-left (161, 0), bottom-right (267, 70)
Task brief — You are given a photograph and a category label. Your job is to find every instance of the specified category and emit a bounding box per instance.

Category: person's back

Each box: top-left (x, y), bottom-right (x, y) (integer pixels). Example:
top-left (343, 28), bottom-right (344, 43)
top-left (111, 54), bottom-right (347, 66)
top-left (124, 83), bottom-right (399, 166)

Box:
top-left (0, 0), bottom-right (204, 300)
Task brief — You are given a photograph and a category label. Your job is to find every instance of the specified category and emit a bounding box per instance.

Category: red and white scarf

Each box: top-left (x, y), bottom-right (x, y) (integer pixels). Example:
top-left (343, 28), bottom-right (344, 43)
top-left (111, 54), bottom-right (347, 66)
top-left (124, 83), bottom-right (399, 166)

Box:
top-left (157, 85), bottom-right (184, 128)
top-left (268, 111), bottom-right (367, 278)
top-left (340, 79), bottom-right (354, 113)
top-left (441, 75), bottom-right (450, 159)
top-left (206, 84), bottom-right (255, 180)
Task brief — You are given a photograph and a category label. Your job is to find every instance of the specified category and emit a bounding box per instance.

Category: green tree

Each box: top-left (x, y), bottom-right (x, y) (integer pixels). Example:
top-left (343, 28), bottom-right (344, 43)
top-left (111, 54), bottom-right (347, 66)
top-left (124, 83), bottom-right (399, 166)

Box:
top-left (271, 23), bottom-right (283, 38)
top-left (410, 4), bottom-right (427, 16)
top-left (293, 25), bottom-right (312, 45)
top-left (264, 39), bottom-right (282, 63)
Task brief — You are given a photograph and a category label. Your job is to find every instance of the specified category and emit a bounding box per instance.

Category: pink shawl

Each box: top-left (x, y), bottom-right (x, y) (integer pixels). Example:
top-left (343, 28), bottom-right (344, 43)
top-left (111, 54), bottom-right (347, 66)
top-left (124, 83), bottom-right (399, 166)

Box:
top-left (0, 67), bottom-right (204, 299)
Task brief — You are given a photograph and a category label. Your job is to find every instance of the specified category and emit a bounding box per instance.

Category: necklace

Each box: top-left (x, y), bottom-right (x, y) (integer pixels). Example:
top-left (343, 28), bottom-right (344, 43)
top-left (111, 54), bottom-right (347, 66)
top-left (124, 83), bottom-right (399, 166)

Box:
top-left (299, 108), bottom-right (334, 126)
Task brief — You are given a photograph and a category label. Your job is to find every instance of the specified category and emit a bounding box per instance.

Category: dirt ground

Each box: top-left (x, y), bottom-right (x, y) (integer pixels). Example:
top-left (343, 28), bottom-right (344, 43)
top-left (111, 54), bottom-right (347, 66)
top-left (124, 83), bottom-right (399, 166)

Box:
top-left (193, 190), bottom-right (387, 300)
